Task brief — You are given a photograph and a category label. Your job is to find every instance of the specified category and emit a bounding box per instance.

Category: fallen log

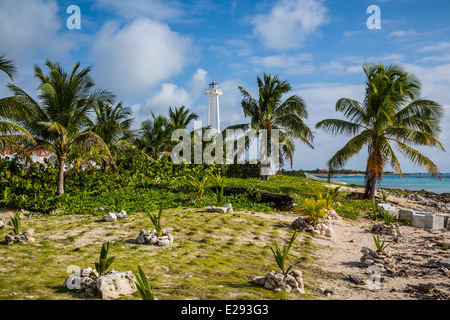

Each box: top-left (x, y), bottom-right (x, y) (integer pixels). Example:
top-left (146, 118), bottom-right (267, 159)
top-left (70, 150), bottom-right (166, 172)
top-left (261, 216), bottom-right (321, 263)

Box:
top-left (222, 187), bottom-right (296, 211)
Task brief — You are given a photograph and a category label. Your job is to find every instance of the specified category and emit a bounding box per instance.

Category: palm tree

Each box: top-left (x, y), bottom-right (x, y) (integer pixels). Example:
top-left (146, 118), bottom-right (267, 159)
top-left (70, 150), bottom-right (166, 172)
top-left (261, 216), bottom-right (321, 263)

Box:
top-left (168, 106), bottom-right (198, 130)
top-left (316, 62), bottom-right (445, 201)
top-left (0, 53), bottom-right (35, 161)
top-left (0, 52), bottom-right (17, 81)
top-left (88, 100), bottom-right (134, 147)
top-left (230, 73), bottom-right (314, 178)
top-left (1, 59), bottom-right (114, 195)
top-left (135, 112), bottom-right (171, 160)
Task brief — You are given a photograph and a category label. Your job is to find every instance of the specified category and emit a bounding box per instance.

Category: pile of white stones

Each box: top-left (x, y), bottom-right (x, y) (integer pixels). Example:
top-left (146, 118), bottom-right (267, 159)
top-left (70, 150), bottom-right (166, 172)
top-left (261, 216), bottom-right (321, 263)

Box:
top-left (5, 228), bottom-right (35, 245)
top-left (371, 222), bottom-right (403, 237)
top-left (325, 209), bottom-right (343, 221)
top-left (101, 211), bottom-right (127, 222)
top-left (253, 269), bottom-right (305, 293)
top-left (63, 267), bottom-right (137, 299)
top-left (136, 229), bottom-right (174, 246)
top-left (291, 217), bottom-right (333, 237)
top-left (360, 247), bottom-right (395, 270)
top-left (206, 203), bottom-right (233, 213)
top-left (0, 218), bottom-right (6, 230)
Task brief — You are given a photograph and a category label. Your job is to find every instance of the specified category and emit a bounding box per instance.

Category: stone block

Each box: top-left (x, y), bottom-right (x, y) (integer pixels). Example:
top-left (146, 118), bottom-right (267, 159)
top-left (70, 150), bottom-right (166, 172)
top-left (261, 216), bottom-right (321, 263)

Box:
top-left (441, 214), bottom-right (450, 229)
top-left (424, 215), bottom-right (445, 230)
top-left (378, 204), bottom-right (399, 218)
top-left (399, 209), bottom-right (414, 222)
top-left (413, 211), bottom-right (433, 217)
top-left (411, 214), bottom-right (426, 228)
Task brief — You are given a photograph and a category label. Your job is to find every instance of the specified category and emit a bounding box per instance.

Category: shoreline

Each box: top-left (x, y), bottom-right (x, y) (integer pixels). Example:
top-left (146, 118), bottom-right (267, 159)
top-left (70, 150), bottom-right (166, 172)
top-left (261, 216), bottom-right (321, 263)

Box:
top-left (324, 183), bottom-right (450, 213)
top-left (320, 177), bottom-right (449, 196)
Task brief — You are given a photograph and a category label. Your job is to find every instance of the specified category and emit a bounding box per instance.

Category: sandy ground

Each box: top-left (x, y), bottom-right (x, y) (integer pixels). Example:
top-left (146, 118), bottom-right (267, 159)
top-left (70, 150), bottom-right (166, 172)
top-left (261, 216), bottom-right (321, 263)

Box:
top-left (297, 183), bottom-right (449, 300)
top-left (311, 217), bottom-right (450, 300)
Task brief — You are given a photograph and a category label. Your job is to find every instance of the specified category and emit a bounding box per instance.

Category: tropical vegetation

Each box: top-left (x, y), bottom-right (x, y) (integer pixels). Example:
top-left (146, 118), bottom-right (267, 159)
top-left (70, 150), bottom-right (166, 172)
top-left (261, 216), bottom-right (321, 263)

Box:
top-left (316, 62), bottom-right (445, 201)
top-left (0, 59), bottom-right (114, 195)
top-left (0, 56), bottom-right (446, 301)
top-left (231, 73), bottom-right (314, 178)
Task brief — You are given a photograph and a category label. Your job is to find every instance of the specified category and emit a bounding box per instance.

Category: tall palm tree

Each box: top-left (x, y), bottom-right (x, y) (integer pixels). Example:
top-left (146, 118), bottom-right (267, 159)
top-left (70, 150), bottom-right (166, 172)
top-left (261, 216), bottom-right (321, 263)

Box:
top-left (1, 59), bottom-right (114, 195)
top-left (0, 53), bottom-right (35, 161)
top-left (230, 73), bottom-right (314, 177)
top-left (135, 112), bottom-right (171, 160)
top-left (168, 105), bottom-right (198, 130)
top-left (89, 100), bottom-right (134, 147)
top-left (316, 62), bottom-right (445, 201)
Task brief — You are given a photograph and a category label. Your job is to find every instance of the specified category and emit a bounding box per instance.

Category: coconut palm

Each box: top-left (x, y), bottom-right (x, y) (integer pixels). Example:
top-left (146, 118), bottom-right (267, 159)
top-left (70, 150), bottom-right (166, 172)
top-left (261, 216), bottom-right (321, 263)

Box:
top-left (135, 112), bottom-right (171, 159)
top-left (0, 53), bottom-right (35, 161)
top-left (316, 62), bottom-right (445, 201)
top-left (229, 73), bottom-right (314, 177)
top-left (88, 100), bottom-right (135, 147)
top-left (0, 52), bottom-right (17, 81)
top-left (168, 105), bottom-right (198, 130)
top-left (1, 59), bottom-right (114, 195)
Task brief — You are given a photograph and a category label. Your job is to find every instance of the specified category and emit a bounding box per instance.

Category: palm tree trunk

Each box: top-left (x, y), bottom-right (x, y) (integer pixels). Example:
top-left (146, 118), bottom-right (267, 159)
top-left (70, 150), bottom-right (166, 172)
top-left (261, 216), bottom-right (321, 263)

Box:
top-left (364, 145), bottom-right (381, 202)
top-left (57, 155), bottom-right (66, 195)
top-left (365, 177), bottom-right (377, 202)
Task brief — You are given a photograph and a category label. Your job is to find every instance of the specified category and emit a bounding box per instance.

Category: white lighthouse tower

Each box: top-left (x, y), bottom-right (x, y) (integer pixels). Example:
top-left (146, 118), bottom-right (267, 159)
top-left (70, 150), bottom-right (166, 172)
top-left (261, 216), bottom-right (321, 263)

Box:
top-left (205, 82), bottom-right (222, 132)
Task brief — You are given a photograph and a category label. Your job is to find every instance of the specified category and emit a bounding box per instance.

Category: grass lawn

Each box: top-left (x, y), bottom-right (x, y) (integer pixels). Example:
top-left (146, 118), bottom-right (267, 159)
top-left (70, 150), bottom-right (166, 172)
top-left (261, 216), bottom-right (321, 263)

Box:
top-left (0, 175), bottom-right (373, 300)
top-left (0, 207), bottom-right (327, 300)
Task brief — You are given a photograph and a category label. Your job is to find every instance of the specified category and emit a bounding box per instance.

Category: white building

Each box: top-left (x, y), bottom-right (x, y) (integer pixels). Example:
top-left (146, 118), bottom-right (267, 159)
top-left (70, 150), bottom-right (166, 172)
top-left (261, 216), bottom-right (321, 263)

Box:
top-left (205, 82), bottom-right (222, 132)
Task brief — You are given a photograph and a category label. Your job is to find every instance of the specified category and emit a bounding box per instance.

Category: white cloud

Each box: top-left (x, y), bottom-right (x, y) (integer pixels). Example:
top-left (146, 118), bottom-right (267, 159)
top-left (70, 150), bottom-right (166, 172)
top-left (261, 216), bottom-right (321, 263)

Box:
top-left (217, 79), bottom-right (244, 121)
top-left (295, 83), bottom-right (365, 115)
top-left (94, 0), bottom-right (184, 21)
top-left (248, 54), bottom-right (315, 75)
top-left (146, 83), bottom-right (191, 112)
top-left (0, 0), bottom-right (74, 61)
top-left (143, 68), bottom-right (211, 120)
top-left (252, 0), bottom-right (328, 50)
top-left (389, 30), bottom-right (420, 38)
top-left (250, 52), bottom-right (313, 66)
top-left (367, 54), bottom-right (405, 64)
top-left (417, 55), bottom-right (450, 63)
top-left (418, 42), bottom-right (450, 53)
top-left (192, 68), bottom-right (208, 83)
top-left (92, 18), bottom-right (193, 97)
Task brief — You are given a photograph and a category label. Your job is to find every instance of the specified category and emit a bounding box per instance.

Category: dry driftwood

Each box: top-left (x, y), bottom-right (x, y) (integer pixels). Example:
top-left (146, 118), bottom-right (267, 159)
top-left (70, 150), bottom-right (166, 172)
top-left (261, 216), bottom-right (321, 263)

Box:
top-left (222, 187), bottom-right (296, 211)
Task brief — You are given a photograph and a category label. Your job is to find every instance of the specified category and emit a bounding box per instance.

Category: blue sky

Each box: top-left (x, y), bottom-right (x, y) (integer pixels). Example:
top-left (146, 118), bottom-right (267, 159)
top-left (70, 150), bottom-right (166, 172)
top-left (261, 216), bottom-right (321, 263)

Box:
top-left (1, 0), bottom-right (449, 172)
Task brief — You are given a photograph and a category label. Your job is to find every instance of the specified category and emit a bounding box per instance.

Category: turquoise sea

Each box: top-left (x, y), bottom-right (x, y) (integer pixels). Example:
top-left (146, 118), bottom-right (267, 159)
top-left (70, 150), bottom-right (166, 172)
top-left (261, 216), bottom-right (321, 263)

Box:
top-left (330, 173), bottom-right (450, 194)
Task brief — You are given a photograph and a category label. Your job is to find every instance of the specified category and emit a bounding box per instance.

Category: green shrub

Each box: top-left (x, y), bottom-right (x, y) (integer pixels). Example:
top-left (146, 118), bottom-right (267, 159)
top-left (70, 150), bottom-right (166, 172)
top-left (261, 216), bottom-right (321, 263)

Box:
top-left (10, 211), bottom-right (21, 235)
top-left (372, 233), bottom-right (391, 252)
top-left (146, 204), bottom-right (163, 237)
top-left (184, 174), bottom-right (211, 200)
top-left (95, 241), bottom-right (115, 276)
top-left (380, 208), bottom-right (396, 226)
top-left (133, 265), bottom-right (155, 300)
top-left (318, 186), bottom-right (342, 210)
top-left (381, 190), bottom-right (391, 203)
top-left (299, 198), bottom-right (327, 222)
top-left (212, 173), bottom-right (226, 206)
top-left (270, 230), bottom-right (298, 276)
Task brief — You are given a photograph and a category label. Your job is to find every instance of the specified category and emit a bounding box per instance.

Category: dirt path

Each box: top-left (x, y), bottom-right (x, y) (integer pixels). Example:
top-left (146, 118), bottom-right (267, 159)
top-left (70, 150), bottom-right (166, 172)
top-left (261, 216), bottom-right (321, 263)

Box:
top-left (303, 217), bottom-right (449, 300)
